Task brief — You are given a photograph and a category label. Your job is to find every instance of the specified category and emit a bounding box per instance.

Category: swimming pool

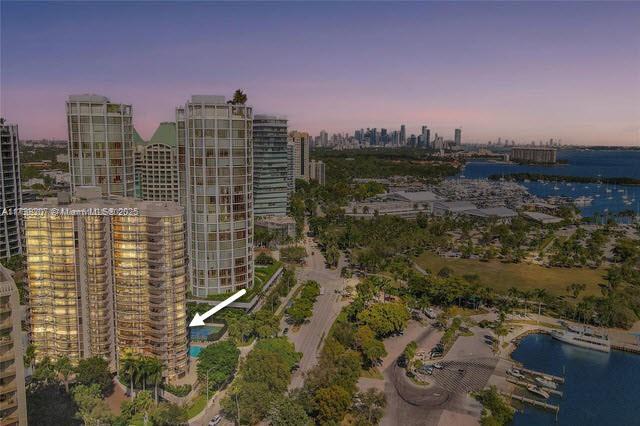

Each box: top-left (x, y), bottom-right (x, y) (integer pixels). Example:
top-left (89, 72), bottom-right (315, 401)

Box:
top-left (190, 325), bottom-right (222, 341)
top-left (189, 346), bottom-right (203, 358)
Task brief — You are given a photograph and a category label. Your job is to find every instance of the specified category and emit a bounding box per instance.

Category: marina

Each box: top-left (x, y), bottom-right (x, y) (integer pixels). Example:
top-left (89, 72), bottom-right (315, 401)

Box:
top-left (511, 333), bottom-right (640, 425)
top-left (460, 149), bottom-right (640, 220)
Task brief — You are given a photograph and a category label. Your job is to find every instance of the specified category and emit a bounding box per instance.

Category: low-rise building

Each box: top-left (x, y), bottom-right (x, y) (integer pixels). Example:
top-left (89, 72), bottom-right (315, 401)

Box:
top-left (522, 211), bottom-right (563, 225)
top-left (347, 190), bottom-right (441, 219)
top-left (256, 216), bottom-right (296, 239)
top-left (462, 206), bottom-right (518, 223)
top-left (432, 200), bottom-right (477, 216)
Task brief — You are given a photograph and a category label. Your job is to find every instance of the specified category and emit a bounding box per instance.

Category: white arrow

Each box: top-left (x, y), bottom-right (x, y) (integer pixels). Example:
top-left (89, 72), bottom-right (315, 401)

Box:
top-left (189, 289), bottom-right (247, 327)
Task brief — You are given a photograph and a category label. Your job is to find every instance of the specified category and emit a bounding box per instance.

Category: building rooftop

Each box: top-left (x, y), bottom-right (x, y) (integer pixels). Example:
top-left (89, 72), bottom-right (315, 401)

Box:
top-left (190, 95), bottom-right (226, 104)
top-left (465, 207), bottom-right (518, 218)
top-left (434, 200), bottom-right (477, 212)
top-left (392, 190), bottom-right (441, 203)
top-left (25, 188), bottom-right (183, 217)
top-left (68, 94), bottom-right (110, 103)
top-left (254, 114), bottom-right (288, 121)
top-left (522, 211), bottom-right (563, 223)
top-left (149, 122), bottom-right (177, 146)
top-left (133, 127), bottom-right (145, 145)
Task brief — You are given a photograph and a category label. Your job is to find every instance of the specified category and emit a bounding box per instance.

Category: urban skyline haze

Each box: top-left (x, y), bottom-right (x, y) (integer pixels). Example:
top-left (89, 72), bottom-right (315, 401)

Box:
top-left (1, 1), bottom-right (639, 145)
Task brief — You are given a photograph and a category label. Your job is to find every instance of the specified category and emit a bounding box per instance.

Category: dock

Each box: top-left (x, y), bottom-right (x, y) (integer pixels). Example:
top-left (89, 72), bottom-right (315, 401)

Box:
top-left (612, 344), bottom-right (640, 355)
top-left (517, 366), bottom-right (565, 383)
top-left (506, 377), bottom-right (563, 397)
top-left (501, 392), bottom-right (560, 414)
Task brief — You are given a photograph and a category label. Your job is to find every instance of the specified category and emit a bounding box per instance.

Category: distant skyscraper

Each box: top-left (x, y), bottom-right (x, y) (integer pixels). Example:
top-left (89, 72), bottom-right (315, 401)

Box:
top-left (455, 128), bottom-right (462, 146)
top-left (309, 160), bottom-right (326, 185)
top-left (0, 119), bottom-right (23, 260)
top-left (286, 143), bottom-right (295, 196)
top-left (134, 122), bottom-right (180, 202)
top-left (288, 131), bottom-right (310, 181)
top-left (66, 94), bottom-right (135, 196)
top-left (0, 265), bottom-right (28, 426)
top-left (24, 191), bottom-right (188, 380)
top-left (253, 115), bottom-right (288, 217)
top-left (177, 95), bottom-right (254, 296)
top-left (421, 126), bottom-right (431, 149)
top-left (400, 125), bottom-right (406, 145)
top-left (319, 130), bottom-right (328, 147)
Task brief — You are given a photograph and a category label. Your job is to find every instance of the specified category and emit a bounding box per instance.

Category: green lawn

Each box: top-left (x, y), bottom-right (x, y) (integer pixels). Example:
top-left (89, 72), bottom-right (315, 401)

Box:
top-left (185, 394), bottom-right (208, 419)
top-left (203, 261), bottom-right (283, 302)
top-left (415, 252), bottom-right (606, 297)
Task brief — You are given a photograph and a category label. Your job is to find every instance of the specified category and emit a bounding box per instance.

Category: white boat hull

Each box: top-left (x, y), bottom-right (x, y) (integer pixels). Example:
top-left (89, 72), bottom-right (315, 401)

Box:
top-left (551, 330), bottom-right (610, 353)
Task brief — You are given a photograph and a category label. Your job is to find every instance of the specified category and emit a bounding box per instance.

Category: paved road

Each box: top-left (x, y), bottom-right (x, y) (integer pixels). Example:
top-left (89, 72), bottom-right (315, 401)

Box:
top-left (189, 343), bottom-right (255, 426)
top-left (359, 320), bottom-right (494, 426)
top-left (194, 235), bottom-right (349, 424)
top-left (284, 236), bottom-right (349, 389)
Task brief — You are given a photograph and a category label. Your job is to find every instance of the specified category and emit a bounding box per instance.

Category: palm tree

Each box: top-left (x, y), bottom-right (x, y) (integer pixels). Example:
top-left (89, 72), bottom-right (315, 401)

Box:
top-left (146, 358), bottom-right (163, 403)
top-left (120, 350), bottom-right (140, 397)
top-left (55, 356), bottom-right (73, 393)
top-left (136, 358), bottom-right (148, 392)
top-left (227, 89), bottom-right (247, 105)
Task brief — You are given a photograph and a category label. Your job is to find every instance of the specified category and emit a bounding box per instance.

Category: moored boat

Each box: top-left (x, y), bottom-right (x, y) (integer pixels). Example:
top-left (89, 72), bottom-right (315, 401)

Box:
top-left (551, 325), bottom-right (611, 353)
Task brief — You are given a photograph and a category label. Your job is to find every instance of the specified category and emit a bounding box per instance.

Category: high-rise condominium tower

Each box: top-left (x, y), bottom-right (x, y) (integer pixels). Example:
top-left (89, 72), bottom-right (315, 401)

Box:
top-left (24, 190), bottom-right (188, 380)
top-left (0, 120), bottom-right (23, 260)
top-left (253, 115), bottom-right (288, 217)
top-left (177, 95), bottom-right (254, 296)
top-left (66, 94), bottom-right (135, 196)
top-left (0, 266), bottom-right (27, 426)
top-left (288, 131), bottom-right (310, 181)
top-left (286, 143), bottom-right (295, 196)
top-left (454, 128), bottom-right (462, 146)
top-left (134, 122), bottom-right (180, 202)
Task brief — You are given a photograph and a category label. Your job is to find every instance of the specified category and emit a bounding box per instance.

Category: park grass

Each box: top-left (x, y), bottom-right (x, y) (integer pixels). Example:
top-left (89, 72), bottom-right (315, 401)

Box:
top-left (415, 252), bottom-right (606, 298)
top-left (185, 394), bottom-right (208, 419)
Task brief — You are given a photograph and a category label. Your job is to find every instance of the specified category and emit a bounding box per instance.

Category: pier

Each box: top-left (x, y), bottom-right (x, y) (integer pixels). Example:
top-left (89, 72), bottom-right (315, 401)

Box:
top-left (501, 391), bottom-right (560, 414)
top-left (517, 366), bottom-right (565, 383)
top-left (506, 377), bottom-right (563, 397)
top-left (612, 343), bottom-right (640, 355)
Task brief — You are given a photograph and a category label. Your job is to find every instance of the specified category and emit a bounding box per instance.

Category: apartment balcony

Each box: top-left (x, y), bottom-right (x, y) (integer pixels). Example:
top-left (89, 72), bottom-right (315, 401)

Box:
top-left (0, 366), bottom-right (16, 380)
top-left (0, 396), bottom-right (17, 411)
top-left (0, 335), bottom-right (12, 348)
top-left (0, 318), bottom-right (12, 332)
top-left (0, 380), bottom-right (17, 395)
top-left (0, 410), bottom-right (19, 426)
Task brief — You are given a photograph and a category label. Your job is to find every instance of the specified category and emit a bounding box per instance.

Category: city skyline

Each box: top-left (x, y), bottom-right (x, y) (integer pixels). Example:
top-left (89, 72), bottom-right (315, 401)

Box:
top-left (1, 1), bottom-right (639, 145)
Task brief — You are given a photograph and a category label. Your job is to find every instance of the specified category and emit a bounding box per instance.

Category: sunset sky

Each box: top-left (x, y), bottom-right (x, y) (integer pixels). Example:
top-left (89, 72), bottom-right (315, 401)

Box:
top-left (1, 1), bottom-right (639, 145)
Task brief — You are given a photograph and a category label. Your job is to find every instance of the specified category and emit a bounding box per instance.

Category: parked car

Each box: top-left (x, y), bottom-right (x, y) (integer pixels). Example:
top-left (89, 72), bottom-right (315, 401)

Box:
top-left (283, 327), bottom-right (289, 335)
top-left (397, 354), bottom-right (408, 368)
top-left (208, 415), bottom-right (222, 426)
top-left (433, 363), bottom-right (444, 369)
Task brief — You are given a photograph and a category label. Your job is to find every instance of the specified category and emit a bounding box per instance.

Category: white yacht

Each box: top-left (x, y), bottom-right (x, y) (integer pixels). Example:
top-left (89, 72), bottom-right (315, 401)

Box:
top-left (574, 196), bottom-right (593, 206)
top-left (551, 325), bottom-right (611, 353)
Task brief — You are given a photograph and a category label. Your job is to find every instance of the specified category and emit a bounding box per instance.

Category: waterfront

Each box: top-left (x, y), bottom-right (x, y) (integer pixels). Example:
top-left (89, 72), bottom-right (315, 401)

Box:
top-left (460, 149), bottom-right (640, 218)
top-left (511, 333), bottom-right (640, 425)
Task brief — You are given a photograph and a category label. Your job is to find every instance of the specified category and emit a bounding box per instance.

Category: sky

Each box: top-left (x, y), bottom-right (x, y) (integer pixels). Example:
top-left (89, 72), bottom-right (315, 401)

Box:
top-left (1, 1), bottom-right (639, 145)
